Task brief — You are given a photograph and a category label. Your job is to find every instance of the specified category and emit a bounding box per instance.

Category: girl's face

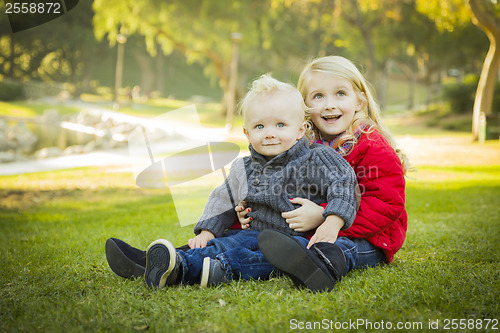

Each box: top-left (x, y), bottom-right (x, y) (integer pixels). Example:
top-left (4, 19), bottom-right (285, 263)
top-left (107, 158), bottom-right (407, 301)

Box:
top-left (305, 72), bottom-right (364, 142)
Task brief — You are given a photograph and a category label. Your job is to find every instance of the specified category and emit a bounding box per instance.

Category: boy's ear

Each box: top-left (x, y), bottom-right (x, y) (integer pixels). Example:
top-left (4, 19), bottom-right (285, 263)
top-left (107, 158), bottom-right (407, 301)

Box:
top-left (296, 121), bottom-right (307, 140)
top-left (243, 127), bottom-right (249, 139)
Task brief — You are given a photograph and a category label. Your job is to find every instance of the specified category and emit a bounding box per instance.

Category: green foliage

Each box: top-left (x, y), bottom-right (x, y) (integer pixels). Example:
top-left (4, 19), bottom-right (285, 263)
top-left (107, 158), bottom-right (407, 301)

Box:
top-left (0, 165), bottom-right (499, 331)
top-left (0, 80), bottom-right (24, 101)
top-left (0, 1), bottom-right (111, 96)
top-left (443, 82), bottom-right (477, 114)
top-left (0, 0), bottom-right (490, 109)
top-left (415, 0), bottom-right (471, 32)
top-left (444, 81), bottom-right (500, 115)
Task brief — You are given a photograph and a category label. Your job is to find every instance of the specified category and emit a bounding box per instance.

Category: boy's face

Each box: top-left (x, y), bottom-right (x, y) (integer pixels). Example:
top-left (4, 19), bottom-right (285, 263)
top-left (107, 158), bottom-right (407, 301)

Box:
top-left (244, 90), bottom-right (307, 161)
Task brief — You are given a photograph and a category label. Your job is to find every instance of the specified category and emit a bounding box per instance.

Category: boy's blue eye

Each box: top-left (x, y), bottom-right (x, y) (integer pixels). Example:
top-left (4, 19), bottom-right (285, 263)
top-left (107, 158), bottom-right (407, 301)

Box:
top-left (337, 90), bottom-right (346, 96)
top-left (313, 93), bottom-right (323, 99)
top-left (277, 123), bottom-right (285, 128)
top-left (256, 124), bottom-right (264, 130)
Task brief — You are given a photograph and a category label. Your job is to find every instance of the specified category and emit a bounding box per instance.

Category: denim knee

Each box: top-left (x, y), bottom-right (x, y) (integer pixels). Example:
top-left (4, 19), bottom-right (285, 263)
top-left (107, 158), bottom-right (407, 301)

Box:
top-left (334, 237), bottom-right (358, 272)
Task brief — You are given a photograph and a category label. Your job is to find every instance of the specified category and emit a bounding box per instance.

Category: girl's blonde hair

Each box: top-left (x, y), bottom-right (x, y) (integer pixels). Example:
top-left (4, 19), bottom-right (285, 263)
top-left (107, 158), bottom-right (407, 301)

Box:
top-left (297, 56), bottom-right (412, 175)
top-left (238, 73), bottom-right (314, 143)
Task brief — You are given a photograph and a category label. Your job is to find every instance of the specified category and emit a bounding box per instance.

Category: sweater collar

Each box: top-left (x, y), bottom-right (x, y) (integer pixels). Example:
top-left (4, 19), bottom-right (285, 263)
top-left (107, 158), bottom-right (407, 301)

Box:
top-left (249, 137), bottom-right (310, 166)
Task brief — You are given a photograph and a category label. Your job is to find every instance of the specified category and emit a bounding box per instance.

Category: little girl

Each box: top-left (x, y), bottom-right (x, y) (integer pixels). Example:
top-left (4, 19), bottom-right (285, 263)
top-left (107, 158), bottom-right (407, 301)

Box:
top-left (246, 56), bottom-right (410, 291)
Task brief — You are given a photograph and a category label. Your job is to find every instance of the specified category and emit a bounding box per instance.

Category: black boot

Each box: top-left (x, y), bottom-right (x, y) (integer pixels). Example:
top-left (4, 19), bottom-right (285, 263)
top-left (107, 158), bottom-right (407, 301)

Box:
top-left (258, 229), bottom-right (347, 292)
top-left (310, 241), bottom-right (347, 282)
top-left (105, 238), bottom-right (191, 279)
top-left (105, 238), bottom-right (146, 279)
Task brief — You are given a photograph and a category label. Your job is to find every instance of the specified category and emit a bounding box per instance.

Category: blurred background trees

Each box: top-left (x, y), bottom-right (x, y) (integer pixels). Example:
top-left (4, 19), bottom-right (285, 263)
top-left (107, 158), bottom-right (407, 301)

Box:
top-left (0, 0), bottom-right (498, 138)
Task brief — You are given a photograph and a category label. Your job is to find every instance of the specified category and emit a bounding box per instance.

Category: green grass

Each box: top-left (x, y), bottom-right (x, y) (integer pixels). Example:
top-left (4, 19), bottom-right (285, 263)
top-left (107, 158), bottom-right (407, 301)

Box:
top-left (1, 165), bottom-right (499, 332)
top-left (0, 101), bottom-right (81, 118)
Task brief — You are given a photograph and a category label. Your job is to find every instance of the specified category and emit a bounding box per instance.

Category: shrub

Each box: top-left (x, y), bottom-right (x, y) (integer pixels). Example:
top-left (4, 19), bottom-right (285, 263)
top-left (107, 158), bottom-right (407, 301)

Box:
top-left (0, 80), bottom-right (24, 101)
top-left (444, 81), bottom-right (500, 115)
top-left (493, 85), bottom-right (500, 114)
top-left (443, 82), bottom-right (476, 114)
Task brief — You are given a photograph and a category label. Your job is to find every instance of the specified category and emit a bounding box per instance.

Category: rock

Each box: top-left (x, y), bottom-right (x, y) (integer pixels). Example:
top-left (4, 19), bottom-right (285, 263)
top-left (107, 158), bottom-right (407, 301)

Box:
top-left (0, 152), bottom-right (15, 163)
top-left (63, 145), bottom-right (85, 155)
top-left (35, 147), bottom-right (63, 159)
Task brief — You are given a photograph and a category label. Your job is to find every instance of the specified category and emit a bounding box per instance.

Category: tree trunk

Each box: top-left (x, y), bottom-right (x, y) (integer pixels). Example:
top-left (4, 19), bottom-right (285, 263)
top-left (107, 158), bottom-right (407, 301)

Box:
top-left (133, 50), bottom-right (155, 98)
top-left (8, 35), bottom-right (14, 78)
top-left (156, 47), bottom-right (164, 97)
top-left (378, 60), bottom-right (391, 112)
top-left (466, 0), bottom-right (500, 141)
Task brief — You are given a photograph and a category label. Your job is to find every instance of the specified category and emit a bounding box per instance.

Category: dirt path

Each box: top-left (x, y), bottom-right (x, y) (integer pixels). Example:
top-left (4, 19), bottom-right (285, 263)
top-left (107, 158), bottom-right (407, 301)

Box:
top-left (1, 127), bottom-right (499, 177)
top-left (396, 135), bottom-right (500, 166)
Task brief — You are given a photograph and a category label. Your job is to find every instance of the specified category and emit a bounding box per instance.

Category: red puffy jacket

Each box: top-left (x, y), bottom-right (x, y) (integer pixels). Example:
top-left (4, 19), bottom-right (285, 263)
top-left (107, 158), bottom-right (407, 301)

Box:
top-left (337, 129), bottom-right (407, 263)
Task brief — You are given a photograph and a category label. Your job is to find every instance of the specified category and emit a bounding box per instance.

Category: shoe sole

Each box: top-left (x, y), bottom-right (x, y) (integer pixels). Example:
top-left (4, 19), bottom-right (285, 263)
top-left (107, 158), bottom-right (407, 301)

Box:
top-left (105, 238), bottom-right (145, 279)
top-left (258, 230), bottom-right (335, 292)
top-left (144, 239), bottom-right (176, 288)
top-left (199, 257), bottom-right (211, 288)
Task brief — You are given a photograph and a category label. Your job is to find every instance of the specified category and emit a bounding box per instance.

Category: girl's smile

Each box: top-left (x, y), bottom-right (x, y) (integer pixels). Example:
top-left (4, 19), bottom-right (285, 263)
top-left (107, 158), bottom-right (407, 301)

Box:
top-left (321, 114), bottom-right (342, 122)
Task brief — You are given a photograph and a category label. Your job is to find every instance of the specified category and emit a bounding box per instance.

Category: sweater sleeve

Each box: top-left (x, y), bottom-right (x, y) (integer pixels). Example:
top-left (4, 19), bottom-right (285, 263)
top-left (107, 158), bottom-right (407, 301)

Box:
top-left (193, 158), bottom-right (246, 237)
top-left (315, 148), bottom-right (359, 230)
top-left (339, 134), bottom-right (405, 238)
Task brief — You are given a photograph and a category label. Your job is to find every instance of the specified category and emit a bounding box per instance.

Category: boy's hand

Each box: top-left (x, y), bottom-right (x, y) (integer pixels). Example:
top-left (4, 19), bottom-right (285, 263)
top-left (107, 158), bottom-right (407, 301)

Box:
top-left (188, 230), bottom-right (215, 249)
top-left (307, 215), bottom-right (344, 249)
top-left (235, 201), bottom-right (252, 229)
top-left (282, 198), bottom-right (324, 232)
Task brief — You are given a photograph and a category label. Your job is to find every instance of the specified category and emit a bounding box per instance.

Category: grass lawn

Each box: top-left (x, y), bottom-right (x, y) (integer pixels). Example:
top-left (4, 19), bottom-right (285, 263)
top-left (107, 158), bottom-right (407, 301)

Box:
top-left (0, 164), bottom-right (499, 332)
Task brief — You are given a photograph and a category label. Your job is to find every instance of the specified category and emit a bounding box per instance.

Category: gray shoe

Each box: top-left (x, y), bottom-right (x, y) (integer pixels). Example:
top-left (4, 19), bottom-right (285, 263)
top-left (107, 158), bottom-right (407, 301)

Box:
top-left (200, 257), bottom-right (229, 287)
top-left (144, 239), bottom-right (182, 288)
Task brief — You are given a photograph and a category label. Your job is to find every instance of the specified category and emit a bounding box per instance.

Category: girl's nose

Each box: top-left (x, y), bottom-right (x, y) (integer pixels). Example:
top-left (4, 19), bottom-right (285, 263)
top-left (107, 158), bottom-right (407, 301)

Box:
top-left (324, 96), bottom-right (337, 110)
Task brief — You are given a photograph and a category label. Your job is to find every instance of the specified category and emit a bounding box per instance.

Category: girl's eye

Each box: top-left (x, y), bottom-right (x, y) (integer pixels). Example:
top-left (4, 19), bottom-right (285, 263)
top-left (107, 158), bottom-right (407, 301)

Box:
top-left (256, 124), bottom-right (264, 130)
top-left (313, 93), bottom-right (323, 99)
top-left (277, 123), bottom-right (285, 128)
top-left (337, 90), bottom-right (346, 96)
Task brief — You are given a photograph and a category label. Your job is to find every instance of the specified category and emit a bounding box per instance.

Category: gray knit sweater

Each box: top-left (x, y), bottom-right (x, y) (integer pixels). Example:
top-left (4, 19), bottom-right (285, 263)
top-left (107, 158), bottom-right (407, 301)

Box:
top-left (194, 137), bottom-right (359, 238)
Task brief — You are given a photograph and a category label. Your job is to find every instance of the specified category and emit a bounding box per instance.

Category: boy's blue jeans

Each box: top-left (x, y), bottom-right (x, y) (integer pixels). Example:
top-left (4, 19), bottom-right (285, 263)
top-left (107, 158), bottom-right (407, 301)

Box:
top-left (177, 229), bottom-right (386, 284)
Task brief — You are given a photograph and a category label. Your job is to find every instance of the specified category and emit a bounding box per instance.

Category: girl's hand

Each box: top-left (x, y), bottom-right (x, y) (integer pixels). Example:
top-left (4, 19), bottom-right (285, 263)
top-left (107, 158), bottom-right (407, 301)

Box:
top-left (235, 201), bottom-right (252, 229)
top-left (282, 198), bottom-right (325, 232)
top-left (307, 215), bottom-right (344, 249)
top-left (188, 230), bottom-right (215, 249)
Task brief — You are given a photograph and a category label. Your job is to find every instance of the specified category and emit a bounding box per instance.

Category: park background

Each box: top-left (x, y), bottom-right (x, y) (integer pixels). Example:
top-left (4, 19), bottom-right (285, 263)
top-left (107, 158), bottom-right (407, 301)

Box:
top-left (0, 0), bottom-right (499, 332)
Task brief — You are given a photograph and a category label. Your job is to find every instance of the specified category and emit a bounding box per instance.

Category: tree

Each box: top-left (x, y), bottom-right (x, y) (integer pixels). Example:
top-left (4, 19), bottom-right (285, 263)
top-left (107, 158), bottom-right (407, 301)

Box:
top-left (336, 0), bottom-right (400, 108)
top-left (0, 1), bottom-right (108, 95)
top-left (416, 0), bottom-right (500, 141)
top-left (93, 0), bottom-right (257, 115)
top-left (466, 0), bottom-right (500, 141)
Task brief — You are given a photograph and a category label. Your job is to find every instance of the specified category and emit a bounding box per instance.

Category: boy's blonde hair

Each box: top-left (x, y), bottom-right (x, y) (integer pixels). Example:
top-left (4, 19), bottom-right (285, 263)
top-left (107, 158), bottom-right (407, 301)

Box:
top-left (239, 74), bottom-right (314, 142)
top-left (297, 56), bottom-right (411, 174)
